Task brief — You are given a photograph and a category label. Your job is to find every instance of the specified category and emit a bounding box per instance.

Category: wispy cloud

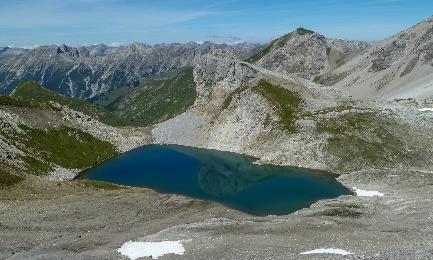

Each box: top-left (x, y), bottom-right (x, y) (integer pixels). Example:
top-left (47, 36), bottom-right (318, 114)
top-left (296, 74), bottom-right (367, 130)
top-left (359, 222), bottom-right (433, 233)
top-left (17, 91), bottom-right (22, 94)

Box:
top-left (0, 1), bottom-right (211, 29)
top-left (205, 34), bottom-right (243, 43)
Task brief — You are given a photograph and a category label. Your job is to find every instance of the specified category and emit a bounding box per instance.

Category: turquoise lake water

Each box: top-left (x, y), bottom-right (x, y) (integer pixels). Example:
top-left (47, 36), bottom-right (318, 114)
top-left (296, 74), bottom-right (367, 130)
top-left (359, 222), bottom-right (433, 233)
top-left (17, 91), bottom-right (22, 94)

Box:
top-left (78, 145), bottom-right (351, 216)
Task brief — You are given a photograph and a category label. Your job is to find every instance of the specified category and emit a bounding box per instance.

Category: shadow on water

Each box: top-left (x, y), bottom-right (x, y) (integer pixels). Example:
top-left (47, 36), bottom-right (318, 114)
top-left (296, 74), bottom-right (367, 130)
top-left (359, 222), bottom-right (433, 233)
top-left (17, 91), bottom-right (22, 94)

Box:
top-left (77, 145), bottom-right (352, 216)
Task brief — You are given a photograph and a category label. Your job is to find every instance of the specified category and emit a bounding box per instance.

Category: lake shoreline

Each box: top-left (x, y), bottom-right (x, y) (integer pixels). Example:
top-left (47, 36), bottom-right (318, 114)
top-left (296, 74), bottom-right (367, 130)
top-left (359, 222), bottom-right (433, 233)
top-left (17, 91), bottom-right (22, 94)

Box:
top-left (1, 167), bottom-right (432, 259)
top-left (77, 145), bottom-right (351, 216)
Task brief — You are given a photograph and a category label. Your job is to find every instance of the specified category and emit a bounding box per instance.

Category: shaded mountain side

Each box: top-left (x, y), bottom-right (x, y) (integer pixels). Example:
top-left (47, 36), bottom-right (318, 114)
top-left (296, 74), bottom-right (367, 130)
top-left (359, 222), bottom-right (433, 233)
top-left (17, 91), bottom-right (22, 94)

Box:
top-left (246, 28), bottom-right (369, 80)
top-left (328, 16), bottom-right (433, 100)
top-left (11, 81), bottom-right (127, 126)
top-left (93, 68), bottom-right (197, 126)
top-left (0, 42), bottom-right (263, 99)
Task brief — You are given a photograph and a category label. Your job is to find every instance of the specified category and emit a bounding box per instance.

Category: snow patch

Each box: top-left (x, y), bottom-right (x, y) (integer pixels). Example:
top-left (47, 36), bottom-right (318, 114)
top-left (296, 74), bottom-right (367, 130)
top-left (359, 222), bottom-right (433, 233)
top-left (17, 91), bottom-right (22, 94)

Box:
top-left (353, 187), bottom-right (384, 197)
top-left (419, 108), bottom-right (433, 112)
top-left (118, 240), bottom-right (185, 260)
top-left (300, 248), bottom-right (353, 255)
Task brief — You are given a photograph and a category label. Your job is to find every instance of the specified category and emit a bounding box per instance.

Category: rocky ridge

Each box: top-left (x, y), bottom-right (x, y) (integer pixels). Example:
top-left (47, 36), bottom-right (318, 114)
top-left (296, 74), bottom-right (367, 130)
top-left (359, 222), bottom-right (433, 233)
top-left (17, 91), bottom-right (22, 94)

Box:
top-left (330, 16), bottom-right (433, 100)
top-left (247, 28), bottom-right (369, 80)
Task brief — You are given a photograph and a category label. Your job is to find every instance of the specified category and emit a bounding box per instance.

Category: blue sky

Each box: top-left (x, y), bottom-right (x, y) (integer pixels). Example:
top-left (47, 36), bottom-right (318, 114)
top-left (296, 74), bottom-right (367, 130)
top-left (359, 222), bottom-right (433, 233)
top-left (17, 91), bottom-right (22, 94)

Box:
top-left (1, 0), bottom-right (433, 47)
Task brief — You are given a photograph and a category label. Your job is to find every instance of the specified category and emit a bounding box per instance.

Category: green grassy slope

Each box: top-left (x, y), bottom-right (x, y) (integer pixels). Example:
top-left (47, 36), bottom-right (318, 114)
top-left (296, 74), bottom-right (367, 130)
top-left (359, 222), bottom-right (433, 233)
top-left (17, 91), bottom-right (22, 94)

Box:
top-left (96, 68), bottom-right (197, 126)
top-left (0, 94), bottom-right (57, 110)
top-left (1, 125), bottom-right (117, 176)
top-left (314, 111), bottom-right (413, 171)
top-left (12, 81), bottom-right (127, 126)
top-left (253, 80), bottom-right (302, 133)
top-left (91, 86), bottom-right (132, 108)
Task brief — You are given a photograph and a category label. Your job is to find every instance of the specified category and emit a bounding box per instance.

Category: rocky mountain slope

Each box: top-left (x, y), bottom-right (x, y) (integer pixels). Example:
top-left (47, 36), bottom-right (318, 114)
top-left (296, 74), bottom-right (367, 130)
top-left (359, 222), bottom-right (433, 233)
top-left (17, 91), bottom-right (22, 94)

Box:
top-left (0, 47), bottom-right (25, 63)
top-left (246, 28), bottom-right (369, 80)
top-left (0, 42), bottom-right (262, 99)
top-left (327, 16), bottom-right (433, 100)
top-left (0, 92), bottom-right (150, 181)
top-left (153, 49), bottom-right (433, 173)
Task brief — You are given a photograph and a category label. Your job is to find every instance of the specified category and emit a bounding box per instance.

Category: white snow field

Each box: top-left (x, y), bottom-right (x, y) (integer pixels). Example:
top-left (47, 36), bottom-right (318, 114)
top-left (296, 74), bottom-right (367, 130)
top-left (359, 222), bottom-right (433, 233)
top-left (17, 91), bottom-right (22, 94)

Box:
top-left (117, 240), bottom-right (185, 260)
top-left (353, 187), bottom-right (384, 197)
top-left (300, 248), bottom-right (353, 255)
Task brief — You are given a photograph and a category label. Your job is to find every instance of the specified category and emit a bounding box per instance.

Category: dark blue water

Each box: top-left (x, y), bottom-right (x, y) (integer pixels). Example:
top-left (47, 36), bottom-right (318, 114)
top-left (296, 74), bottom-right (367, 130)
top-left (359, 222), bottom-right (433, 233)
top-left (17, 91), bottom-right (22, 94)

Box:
top-left (78, 145), bottom-right (351, 216)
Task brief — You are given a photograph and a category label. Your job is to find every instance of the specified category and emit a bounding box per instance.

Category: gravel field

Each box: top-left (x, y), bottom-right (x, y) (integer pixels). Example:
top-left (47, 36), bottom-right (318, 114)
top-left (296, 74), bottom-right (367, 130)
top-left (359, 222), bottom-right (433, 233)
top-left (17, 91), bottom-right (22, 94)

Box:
top-left (0, 167), bottom-right (432, 260)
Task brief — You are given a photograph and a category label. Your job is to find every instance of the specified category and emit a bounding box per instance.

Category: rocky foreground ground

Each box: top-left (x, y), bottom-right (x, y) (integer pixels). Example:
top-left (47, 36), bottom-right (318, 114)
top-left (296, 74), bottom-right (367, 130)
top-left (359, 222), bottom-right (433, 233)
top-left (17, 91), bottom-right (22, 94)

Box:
top-left (0, 165), bottom-right (432, 259)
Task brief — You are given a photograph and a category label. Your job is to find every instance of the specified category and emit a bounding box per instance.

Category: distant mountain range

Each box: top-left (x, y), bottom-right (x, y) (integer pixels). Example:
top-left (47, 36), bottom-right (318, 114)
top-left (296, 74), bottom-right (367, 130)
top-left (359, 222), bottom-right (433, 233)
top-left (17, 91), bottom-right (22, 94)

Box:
top-left (1, 16), bottom-right (433, 101)
top-left (0, 42), bottom-right (262, 98)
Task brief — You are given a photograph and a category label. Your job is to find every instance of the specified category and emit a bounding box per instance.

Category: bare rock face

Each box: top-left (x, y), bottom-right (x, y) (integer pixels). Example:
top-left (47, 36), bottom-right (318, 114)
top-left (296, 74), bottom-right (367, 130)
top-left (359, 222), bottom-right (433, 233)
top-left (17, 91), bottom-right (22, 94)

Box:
top-left (249, 28), bottom-right (368, 80)
top-left (0, 109), bottom-right (24, 161)
top-left (331, 16), bottom-right (433, 100)
top-left (0, 42), bottom-right (263, 99)
top-left (193, 49), bottom-right (256, 102)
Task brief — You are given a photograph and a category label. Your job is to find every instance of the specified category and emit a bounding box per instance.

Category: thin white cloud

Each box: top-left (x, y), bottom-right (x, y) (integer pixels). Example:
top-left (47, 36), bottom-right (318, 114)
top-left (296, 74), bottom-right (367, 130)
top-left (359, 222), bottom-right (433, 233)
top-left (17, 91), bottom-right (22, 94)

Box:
top-left (0, 0), bottom-right (211, 29)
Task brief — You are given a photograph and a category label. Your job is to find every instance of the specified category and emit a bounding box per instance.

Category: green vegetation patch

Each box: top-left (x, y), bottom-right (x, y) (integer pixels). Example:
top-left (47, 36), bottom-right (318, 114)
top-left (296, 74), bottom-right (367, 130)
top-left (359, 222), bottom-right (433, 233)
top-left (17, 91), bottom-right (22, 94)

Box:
top-left (102, 68), bottom-right (197, 126)
top-left (91, 86), bottom-right (132, 108)
top-left (14, 125), bottom-right (117, 170)
top-left (0, 94), bottom-right (53, 110)
top-left (316, 111), bottom-right (410, 170)
top-left (21, 155), bottom-right (53, 176)
top-left (296, 27), bottom-right (314, 35)
top-left (12, 81), bottom-right (126, 126)
top-left (252, 79), bottom-right (302, 133)
top-left (0, 169), bottom-right (24, 187)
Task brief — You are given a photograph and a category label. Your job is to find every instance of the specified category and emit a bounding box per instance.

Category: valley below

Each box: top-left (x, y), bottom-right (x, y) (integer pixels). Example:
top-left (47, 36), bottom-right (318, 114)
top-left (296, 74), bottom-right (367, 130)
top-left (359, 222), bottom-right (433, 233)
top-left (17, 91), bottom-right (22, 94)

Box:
top-left (1, 16), bottom-right (433, 260)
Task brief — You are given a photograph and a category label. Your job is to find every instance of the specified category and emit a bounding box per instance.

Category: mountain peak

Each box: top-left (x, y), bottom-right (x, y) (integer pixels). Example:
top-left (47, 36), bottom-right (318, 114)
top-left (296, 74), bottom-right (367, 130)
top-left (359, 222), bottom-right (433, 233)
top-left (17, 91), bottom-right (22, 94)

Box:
top-left (295, 27), bottom-right (315, 35)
